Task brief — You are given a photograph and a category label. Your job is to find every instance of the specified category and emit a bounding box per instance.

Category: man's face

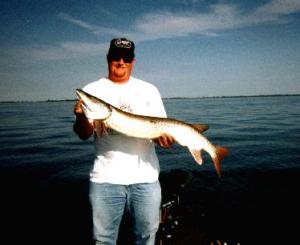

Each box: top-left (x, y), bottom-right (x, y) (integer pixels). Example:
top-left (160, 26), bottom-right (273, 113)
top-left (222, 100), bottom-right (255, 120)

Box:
top-left (108, 57), bottom-right (135, 83)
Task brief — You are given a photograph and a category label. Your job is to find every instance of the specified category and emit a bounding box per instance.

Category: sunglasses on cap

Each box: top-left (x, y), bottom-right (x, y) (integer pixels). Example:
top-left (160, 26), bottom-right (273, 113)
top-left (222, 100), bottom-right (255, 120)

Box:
top-left (107, 54), bottom-right (134, 63)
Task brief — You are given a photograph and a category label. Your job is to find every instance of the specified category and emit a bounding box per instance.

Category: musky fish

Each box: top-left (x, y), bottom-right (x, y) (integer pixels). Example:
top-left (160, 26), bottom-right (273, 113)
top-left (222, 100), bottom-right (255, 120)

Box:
top-left (76, 89), bottom-right (229, 177)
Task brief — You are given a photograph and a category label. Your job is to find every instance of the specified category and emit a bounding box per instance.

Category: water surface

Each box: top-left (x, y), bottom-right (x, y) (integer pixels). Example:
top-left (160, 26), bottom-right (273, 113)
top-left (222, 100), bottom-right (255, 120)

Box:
top-left (1, 96), bottom-right (299, 244)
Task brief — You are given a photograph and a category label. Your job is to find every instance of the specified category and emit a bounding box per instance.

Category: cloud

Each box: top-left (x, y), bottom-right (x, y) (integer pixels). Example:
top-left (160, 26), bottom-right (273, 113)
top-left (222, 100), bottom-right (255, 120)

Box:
top-left (254, 0), bottom-right (300, 17)
top-left (31, 42), bottom-right (108, 61)
top-left (3, 42), bottom-right (108, 64)
top-left (58, 13), bottom-right (95, 31)
top-left (58, 1), bottom-right (300, 43)
top-left (135, 4), bottom-right (241, 38)
top-left (15, 0), bottom-right (300, 62)
top-left (135, 0), bottom-right (300, 39)
top-left (58, 12), bottom-right (121, 37)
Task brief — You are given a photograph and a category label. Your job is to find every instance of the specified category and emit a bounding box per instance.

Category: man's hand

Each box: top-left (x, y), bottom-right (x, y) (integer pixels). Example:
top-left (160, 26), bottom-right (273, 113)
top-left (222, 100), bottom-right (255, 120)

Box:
top-left (155, 134), bottom-right (175, 148)
top-left (73, 100), bottom-right (95, 140)
top-left (74, 100), bottom-right (108, 138)
top-left (74, 100), bottom-right (85, 116)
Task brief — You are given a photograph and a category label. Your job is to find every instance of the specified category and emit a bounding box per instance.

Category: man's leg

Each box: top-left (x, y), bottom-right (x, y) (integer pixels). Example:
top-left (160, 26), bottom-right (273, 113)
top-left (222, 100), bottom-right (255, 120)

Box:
top-left (89, 182), bottom-right (126, 245)
top-left (128, 181), bottom-right (161, 245)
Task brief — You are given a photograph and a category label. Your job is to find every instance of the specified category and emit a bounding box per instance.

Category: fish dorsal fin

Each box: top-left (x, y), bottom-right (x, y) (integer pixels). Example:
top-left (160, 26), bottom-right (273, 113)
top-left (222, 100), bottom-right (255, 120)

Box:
top-left (191, 123), bottom-right (209, 133)
top-left (189, 149), bottom-right (203, 165)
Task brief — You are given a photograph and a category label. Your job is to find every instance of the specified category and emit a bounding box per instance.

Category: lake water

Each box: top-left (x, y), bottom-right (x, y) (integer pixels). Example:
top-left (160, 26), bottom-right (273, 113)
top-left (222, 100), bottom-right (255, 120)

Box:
top-left (1, 95), bottom-right (299, 244)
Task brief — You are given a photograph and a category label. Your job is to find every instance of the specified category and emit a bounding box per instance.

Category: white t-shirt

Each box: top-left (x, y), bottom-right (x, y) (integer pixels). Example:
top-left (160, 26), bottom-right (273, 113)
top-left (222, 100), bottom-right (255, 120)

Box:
top-left (83, 76), bottom-right (167, 185)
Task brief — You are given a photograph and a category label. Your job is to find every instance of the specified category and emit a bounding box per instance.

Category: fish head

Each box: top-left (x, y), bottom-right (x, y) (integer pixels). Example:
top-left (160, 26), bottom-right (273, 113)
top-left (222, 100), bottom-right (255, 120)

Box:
top-left (76, 89), bottom-right (112, 120)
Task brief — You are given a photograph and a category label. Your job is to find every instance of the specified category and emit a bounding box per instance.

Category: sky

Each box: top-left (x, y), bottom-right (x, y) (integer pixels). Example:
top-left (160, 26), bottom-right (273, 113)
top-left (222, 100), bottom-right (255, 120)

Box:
top-left (1, 0), bottom-right (300, 101)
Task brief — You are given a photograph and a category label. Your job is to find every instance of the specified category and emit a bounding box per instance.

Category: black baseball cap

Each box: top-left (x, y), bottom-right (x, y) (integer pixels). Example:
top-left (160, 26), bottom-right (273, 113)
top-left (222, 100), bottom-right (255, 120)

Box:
top-left (107, 37), bottom-right (135, 57)
top-left (107, 38), bottom-right (135, 59)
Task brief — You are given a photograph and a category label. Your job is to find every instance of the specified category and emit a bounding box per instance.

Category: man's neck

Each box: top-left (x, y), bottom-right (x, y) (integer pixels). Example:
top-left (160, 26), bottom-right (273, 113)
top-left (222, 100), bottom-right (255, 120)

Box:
top-left (108, 76), bottom-right (131, 84)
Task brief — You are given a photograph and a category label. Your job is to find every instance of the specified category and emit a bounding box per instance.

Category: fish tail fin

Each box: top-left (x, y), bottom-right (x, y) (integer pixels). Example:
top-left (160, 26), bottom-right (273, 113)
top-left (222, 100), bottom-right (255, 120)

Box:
top-left (212, 146), bottom-right (230, 178)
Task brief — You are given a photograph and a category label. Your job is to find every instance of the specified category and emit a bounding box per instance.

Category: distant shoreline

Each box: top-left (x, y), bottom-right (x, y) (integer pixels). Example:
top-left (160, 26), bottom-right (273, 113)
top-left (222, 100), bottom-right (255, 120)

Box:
top-left (1, 93), bottom-right (299, 103)
top-left (164, 93), bottom-right (300, 100)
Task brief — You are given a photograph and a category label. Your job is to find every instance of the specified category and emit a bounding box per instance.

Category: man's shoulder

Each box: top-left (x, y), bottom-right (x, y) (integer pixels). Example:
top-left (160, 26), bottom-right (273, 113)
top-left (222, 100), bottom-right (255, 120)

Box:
top-left (83, 78), bottom-right (108, 91)
top-left (130, 77), bottom-right (159, 93)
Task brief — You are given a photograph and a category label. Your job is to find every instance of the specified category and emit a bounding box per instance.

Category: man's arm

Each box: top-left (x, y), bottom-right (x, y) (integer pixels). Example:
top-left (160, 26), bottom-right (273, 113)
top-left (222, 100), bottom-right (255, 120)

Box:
top-left (73, 100), bottom-right (94, 140)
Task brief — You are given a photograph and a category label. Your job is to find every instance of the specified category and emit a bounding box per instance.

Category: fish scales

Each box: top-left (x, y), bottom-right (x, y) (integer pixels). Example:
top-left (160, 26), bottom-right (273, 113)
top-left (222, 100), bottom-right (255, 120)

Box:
top-left (106, 107), bottom-right (206, 149)
top-left (105, 108), bottom-right (162, 139)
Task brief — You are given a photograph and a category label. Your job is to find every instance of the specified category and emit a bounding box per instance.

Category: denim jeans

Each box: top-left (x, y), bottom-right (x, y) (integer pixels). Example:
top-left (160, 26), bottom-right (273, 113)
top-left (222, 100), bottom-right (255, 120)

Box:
top-left (89, 181), bottom-right (161, 245)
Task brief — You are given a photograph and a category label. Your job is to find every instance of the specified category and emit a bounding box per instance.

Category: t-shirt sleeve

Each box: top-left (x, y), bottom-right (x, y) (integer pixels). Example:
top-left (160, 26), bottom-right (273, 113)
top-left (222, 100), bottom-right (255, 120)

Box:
top-left (147, 86), bottom-right (167, 118)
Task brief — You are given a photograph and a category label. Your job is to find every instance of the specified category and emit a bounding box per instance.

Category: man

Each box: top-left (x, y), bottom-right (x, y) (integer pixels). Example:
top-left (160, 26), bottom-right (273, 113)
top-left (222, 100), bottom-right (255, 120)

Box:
top-left (73, 38), bottom-right (174, 245)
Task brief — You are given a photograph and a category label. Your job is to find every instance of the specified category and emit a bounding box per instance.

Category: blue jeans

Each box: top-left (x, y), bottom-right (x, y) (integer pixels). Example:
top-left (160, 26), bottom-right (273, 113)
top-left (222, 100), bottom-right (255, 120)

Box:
top-left (89, 181), bottom-right (161, 245)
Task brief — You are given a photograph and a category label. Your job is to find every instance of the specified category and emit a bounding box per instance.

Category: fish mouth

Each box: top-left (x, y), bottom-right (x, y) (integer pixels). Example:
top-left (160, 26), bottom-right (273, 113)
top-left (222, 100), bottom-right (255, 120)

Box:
top-left (75, 89), bottom-right (83, 99)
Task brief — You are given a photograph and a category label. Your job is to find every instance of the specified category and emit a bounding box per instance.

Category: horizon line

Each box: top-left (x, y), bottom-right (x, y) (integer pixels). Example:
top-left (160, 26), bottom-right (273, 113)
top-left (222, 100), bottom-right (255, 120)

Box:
top-left (0, 93), bottom-right (299, 103)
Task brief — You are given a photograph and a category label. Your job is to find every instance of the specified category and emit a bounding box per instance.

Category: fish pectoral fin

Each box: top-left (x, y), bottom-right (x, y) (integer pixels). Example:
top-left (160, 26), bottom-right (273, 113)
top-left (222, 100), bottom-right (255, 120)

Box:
top-left (189, 149), bottom-right (203, 165)
top-left (191, 123), bottom-right (209, 133)
top-left (93, 120), bottom-right (108, 137)
top-left (81, 103), bottom-right (107, 120)
top-left (81, 103), bottom-right (93, 118)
